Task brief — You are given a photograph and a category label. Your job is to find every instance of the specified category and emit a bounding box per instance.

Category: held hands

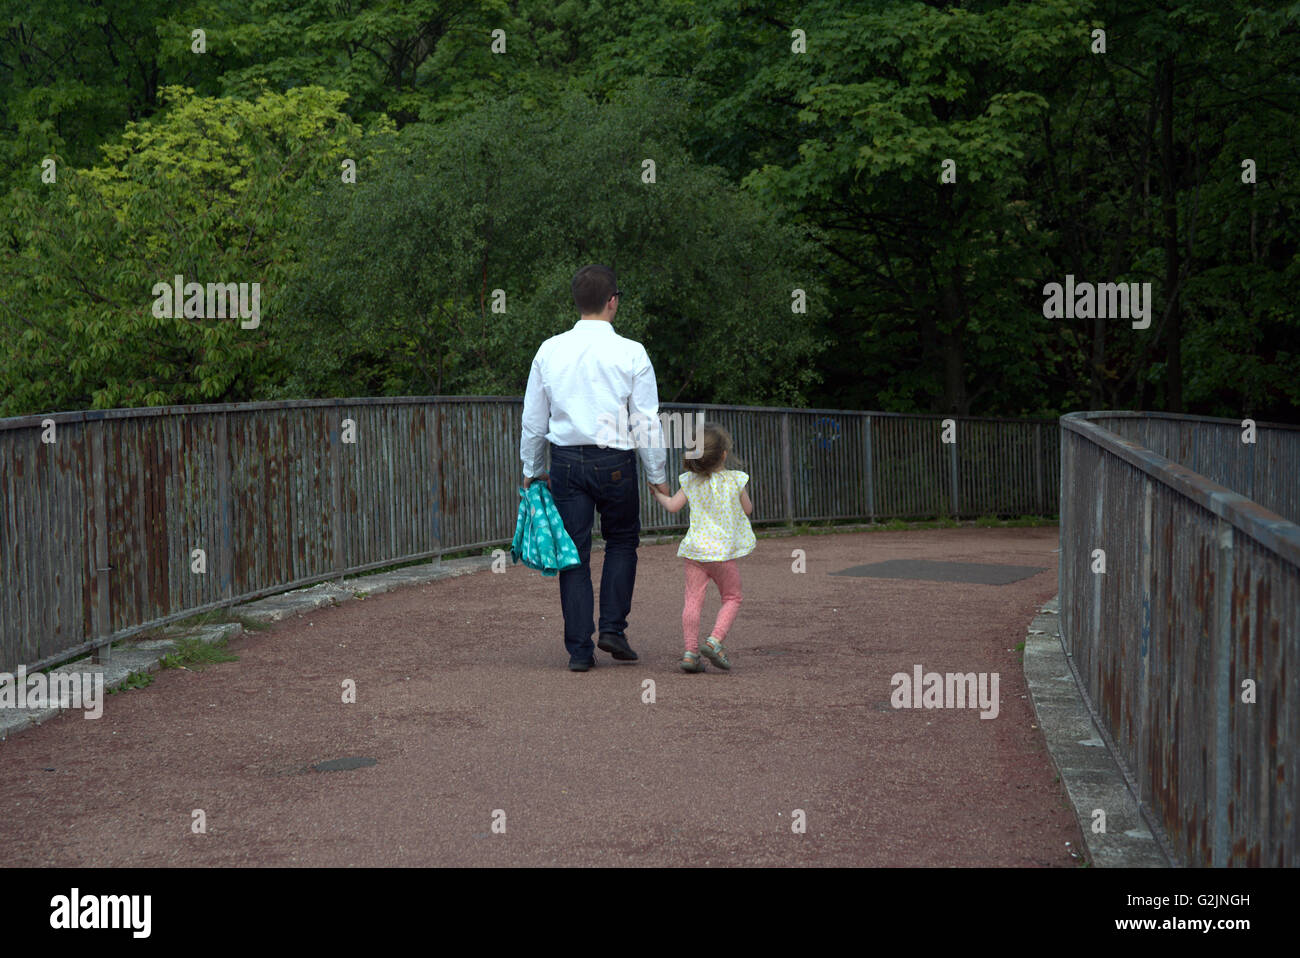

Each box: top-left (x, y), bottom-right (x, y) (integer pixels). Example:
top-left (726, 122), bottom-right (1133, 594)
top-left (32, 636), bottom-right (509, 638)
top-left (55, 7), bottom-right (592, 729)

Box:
top-left (648, 480), bottom-right (686, 514)
top-left (647, 480), bottom-right (669, 507)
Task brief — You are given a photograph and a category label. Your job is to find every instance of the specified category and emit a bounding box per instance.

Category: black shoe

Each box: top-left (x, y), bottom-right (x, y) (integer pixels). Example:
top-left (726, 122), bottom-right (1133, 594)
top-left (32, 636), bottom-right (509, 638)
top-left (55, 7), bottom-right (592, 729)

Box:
top-left (597, 633), bottom-right (638, 662)
top-left (568, 657), bottom-right (596, 672)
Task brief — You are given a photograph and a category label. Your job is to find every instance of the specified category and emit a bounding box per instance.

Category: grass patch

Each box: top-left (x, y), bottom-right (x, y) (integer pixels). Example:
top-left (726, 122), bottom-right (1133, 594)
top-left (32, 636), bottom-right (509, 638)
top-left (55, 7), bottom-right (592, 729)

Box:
top-left (107, 671), bottom-right (154, 694)
top-left (160, 637), bottom-right (239, 672)
top-left (1003, 514), bottom-right (1058, 527)
top-left (227, 613), bottom-right (273, 633)
top-left (130, 610), bottom-right (273, 646)
top-left (161, 609), bottom-right (229, 632)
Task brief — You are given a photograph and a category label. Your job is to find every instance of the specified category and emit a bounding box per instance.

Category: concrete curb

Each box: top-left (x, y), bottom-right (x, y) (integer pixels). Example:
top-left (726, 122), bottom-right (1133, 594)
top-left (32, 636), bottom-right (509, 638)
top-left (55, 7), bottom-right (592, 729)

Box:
top-left (1023, 596), bottom-right (1169, 867)
top-left (235, 555), bottom-right (495, 623)
top-left (0, 622), bottom-right (246, 741)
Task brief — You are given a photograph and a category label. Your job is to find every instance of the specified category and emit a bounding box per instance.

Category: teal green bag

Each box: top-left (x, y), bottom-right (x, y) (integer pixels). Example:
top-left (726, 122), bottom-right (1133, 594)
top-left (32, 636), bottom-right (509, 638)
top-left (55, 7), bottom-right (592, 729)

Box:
top-left (510, 483), bottom-right (581, 576)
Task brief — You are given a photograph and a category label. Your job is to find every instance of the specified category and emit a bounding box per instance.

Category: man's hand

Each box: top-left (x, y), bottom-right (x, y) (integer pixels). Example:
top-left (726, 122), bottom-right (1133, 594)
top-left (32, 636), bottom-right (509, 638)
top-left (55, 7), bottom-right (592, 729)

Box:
top-left (648, 481), bottom-right (686, 514)
top-left (524, 473), bottom-right (550, 490)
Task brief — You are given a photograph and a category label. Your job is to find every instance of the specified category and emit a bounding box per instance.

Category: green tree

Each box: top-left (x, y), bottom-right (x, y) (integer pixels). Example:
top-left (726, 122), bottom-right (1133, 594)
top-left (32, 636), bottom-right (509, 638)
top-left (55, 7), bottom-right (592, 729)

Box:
top-left (1039, 0), bottom-right (1300, 417)
top-left (0, 86), bottom-right (387, 415)
top-left (584, 0), bottom-right (1300, 419)
top-left (275, 81), bottom-right (829, 405)
top-left (211, 0), bottom-right (650, 124)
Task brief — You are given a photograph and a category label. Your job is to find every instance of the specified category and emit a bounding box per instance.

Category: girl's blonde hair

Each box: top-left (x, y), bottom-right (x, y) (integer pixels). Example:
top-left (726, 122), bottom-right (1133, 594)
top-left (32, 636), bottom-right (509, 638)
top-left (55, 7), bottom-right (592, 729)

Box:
top-left (683, 422), bottom-right (744, 476)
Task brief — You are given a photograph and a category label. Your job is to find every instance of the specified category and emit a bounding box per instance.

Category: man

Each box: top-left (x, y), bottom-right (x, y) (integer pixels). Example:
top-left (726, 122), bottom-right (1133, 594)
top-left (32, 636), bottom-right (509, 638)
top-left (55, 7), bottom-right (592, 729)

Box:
top-left (520, 265), bottom-right (669, 671)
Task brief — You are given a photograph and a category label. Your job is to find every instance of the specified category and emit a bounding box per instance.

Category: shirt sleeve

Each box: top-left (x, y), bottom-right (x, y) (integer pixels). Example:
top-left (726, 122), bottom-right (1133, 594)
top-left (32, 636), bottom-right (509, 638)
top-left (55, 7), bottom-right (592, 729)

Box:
top-left (630, 345), bottom-right (667, 484)
top-left (520, 352), bottom-right (550, 479)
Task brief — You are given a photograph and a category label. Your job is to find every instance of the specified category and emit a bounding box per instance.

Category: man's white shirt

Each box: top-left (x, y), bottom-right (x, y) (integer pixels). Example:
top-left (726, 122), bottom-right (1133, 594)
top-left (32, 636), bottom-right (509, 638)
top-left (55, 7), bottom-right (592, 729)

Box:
top-left (521, 319), bottom-right (668, 484)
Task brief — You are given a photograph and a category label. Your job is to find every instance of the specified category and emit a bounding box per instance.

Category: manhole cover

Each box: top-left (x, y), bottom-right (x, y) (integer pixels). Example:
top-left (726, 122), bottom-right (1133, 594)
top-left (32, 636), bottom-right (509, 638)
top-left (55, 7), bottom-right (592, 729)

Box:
top-left (312, 756), bottom-right (378, 772)
top-left (830, 559), bottom-right (1046, 585)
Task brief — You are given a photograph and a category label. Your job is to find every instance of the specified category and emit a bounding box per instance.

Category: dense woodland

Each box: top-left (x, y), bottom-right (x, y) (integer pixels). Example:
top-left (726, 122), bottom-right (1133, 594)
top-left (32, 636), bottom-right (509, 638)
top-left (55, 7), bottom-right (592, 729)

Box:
top-left (1, 0), bottom-right (1297, 421)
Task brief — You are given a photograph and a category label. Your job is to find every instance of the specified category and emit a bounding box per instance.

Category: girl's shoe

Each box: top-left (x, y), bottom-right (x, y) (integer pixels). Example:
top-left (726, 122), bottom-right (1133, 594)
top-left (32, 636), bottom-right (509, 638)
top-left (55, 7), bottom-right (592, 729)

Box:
top-left (680, 650), bottom-right (706, 673)
top-left (700, 636), bottom-right (731, 670)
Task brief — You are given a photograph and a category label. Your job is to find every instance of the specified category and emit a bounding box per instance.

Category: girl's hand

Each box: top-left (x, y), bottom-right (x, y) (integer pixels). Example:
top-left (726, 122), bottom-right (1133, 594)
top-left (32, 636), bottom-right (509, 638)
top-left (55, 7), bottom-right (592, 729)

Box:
top-left (653, 486), bottom-right (688, 514)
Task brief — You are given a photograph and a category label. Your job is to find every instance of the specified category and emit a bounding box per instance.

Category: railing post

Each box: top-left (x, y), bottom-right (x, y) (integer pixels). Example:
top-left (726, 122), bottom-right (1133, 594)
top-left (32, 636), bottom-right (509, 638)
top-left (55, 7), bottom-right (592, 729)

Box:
top-left (948, 419), bottom-right (960, 517)
top-left (1138, 477), bottom-right (1153, 817)
top-left (1091, 462), bottom-right (1105, 673)
top-left (331, 402), bottom-right (344, 580)
top-left (1246, 435), bottom-right (1256, 503)
top-left (780, 412), bottom-right (794, 526)
top-left (216, 411), bottom-right (233, 602)
top-left (1212, 516), bottom-right (1234, 866)
top-left (863, 414), bottom-right (875, 522)
top-left (1059, 426), bottom-right (1069, 637)
top-left (90, 420), bottom-right (112, 664)
top-left (1034, 422), bottom-right (1044, 514)
top-left (430, 402), bottom-right (443, 560)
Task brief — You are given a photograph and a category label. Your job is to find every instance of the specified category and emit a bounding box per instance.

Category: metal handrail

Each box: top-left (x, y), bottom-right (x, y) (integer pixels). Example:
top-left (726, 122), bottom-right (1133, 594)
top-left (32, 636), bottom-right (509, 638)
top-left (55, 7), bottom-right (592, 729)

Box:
top-left (1059, 410), bottom-right (1299, 867)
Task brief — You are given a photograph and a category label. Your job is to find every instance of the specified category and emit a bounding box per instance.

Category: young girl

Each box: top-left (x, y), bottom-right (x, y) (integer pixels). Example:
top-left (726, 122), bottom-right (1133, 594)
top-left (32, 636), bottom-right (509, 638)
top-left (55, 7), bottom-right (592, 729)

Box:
top-left (650, 423), bottom-right (755, 672)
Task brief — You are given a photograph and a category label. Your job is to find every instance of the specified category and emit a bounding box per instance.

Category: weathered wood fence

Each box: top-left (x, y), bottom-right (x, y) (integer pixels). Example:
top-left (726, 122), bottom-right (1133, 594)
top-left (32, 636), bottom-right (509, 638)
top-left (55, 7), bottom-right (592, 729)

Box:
top-left (0, 398), bottom-right (1057, 673)
top-left (1060, 411), bottom-right (1300, 867)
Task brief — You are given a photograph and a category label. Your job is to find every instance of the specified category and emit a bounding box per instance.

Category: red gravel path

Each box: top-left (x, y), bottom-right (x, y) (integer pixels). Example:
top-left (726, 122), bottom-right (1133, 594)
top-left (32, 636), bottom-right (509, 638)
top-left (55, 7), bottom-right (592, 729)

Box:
top-left (0, 528), bottom-right (1082, 866)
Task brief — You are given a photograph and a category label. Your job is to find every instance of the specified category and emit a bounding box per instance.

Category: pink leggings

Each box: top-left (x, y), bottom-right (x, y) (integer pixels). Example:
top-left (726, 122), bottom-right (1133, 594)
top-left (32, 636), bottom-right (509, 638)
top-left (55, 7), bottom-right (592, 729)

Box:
top-left (682, 559), bottom-right (742, 651)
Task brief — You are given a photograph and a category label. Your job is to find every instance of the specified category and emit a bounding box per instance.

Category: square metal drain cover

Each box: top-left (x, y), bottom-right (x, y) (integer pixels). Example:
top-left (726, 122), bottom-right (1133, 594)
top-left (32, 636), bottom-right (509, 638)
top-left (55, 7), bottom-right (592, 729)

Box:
top-left (830, 559), bottom-right (1046, 585)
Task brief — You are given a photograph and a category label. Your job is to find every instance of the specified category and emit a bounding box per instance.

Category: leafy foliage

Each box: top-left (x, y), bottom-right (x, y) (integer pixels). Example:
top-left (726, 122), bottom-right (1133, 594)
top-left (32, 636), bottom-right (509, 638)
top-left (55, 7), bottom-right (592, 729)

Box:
top-left (0, 86), bottom-right (384, 413)
top-left (1, 0), bottom-right (1296, 420)
top-left (275, 81), bottom-right (828, 404)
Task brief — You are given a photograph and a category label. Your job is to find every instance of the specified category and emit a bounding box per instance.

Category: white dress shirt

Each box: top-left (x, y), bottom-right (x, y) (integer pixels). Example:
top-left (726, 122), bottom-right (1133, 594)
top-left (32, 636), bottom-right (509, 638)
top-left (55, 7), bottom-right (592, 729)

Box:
top-left (521, 319), bottom-right (668, 484)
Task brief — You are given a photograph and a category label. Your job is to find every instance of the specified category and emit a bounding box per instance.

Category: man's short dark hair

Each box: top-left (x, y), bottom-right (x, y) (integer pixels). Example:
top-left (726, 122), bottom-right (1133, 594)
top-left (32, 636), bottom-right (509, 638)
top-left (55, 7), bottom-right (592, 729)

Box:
top-left (572, 265), bottom-right (618, 315)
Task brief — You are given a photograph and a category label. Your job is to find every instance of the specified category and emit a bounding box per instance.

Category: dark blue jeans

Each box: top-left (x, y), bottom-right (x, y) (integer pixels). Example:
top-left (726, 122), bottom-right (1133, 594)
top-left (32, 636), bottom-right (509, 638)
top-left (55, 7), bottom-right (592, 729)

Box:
top-left (547, 443), bottom-right (640, 662)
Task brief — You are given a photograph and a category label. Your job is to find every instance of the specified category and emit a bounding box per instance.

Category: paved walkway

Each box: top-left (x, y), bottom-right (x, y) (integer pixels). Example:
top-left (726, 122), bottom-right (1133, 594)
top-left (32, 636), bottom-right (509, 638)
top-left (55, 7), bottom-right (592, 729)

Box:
top-left (0, 528), bottom-right (1082, 866)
